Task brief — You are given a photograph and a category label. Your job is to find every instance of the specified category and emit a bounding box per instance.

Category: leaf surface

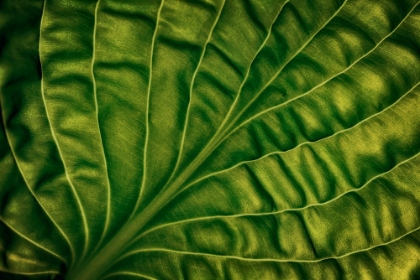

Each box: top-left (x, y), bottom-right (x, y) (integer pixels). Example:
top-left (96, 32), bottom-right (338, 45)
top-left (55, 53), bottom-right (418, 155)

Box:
top-left (1, 0), bottom-right (420, 279)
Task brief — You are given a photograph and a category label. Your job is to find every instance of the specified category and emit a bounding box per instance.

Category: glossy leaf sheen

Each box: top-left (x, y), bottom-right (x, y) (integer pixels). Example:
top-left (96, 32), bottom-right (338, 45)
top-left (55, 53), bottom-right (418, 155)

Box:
top-left (1, 0), bottom-right (420, 279)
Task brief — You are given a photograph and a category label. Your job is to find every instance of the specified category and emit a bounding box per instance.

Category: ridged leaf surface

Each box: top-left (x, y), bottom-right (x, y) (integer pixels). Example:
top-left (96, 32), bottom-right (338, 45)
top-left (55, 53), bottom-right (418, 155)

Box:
top-left (1, 0), bottom-right (420, 279)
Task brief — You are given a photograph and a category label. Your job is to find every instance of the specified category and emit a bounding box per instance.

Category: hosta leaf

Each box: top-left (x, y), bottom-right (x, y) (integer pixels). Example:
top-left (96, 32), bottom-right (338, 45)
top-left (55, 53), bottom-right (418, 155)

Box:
top-left (1, 0), bottom-right (420, 279)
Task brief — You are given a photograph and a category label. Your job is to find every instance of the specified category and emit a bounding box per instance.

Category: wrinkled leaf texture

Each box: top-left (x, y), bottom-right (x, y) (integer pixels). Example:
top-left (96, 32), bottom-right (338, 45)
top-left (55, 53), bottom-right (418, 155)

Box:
top-left (1, 0), bottom-right (420, 279)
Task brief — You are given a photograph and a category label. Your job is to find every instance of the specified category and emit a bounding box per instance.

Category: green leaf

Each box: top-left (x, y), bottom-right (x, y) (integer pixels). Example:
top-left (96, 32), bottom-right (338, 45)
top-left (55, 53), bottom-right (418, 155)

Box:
top-left (1, 0), bottom-right (420, 279)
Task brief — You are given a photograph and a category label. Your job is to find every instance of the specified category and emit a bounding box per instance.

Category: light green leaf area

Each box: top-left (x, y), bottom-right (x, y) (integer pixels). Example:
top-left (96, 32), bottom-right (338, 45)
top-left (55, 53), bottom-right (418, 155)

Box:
top-left (1, 0), bottom-right (420, 279)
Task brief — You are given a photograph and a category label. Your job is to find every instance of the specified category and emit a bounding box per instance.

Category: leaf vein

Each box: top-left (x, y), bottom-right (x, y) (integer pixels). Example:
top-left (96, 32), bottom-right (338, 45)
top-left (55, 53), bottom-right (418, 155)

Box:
top-left (0, 0), bottom-right (75, 263)
top-left (132, 0), bottom-right (166, 217)
top-left (0, 217), bottom-right (66, 264)
top-left (185, 82), bottom-right (420, 194)
top-left (122, 225), bottom-right (420, 263)
top-left (214, 0), bottom-right (349, 143)
top-left (221, 1), bottom-right (420, 140)
top-left (138, 148), bottom-right (420, 239)
top-left (0, 269), bottom-right (62, 276)
top-left (165, 0), bottom-right (226, 191)
top-left (101, 271), bottom-right (157, 280)
top-left (91, 0), bottom-right (112, 254)
top-left (39, 0), bottom-right (89, 259)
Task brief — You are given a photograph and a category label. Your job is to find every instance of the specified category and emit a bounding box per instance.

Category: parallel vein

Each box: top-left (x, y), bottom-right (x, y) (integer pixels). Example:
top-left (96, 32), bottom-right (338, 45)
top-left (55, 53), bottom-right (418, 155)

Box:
top-left (220, 1), bottom-right (420, 141)
top-left (162, 0), bottom-right (349, 198)
top-left (0, 87), bottom-right (74, 263)
top-left (166, 0), bottom-right (226, 190)
top-left (135, 149), bottom-right (420, 241)
top-left (39, 0), bottom-right (89, 261)
top-left (214, 0), bottom-right (349, 142)
top-left (184, 81), bottom-right (420, 193)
